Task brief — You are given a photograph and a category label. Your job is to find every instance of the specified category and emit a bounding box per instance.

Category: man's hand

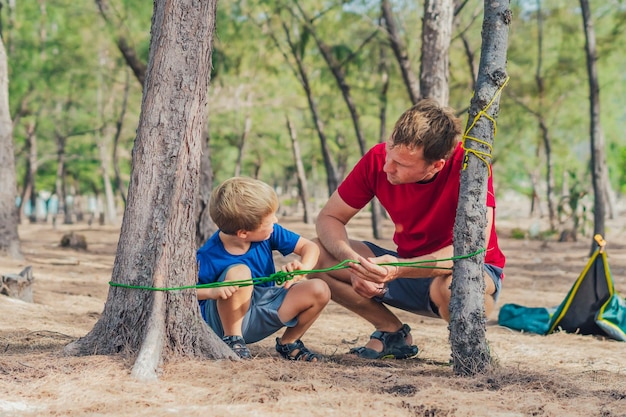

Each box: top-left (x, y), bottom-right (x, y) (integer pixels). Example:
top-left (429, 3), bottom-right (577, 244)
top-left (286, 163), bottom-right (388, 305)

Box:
top-left (349, 254), bottom-right (400, 284)
top-left (350, 275), bottom-right (388, 299)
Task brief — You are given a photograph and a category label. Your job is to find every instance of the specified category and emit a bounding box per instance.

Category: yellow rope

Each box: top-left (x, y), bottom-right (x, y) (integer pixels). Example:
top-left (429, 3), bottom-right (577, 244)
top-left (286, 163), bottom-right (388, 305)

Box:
top-left (461, 76), bottom-right (510, 176)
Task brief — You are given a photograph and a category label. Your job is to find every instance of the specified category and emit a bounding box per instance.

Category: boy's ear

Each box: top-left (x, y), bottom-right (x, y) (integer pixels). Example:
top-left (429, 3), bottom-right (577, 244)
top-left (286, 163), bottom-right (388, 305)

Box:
top-left (236, 229), bottom-right (248, 239)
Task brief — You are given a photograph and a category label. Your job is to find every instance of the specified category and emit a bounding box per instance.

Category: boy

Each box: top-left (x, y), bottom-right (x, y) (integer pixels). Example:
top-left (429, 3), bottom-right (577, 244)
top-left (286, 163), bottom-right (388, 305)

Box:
top-left (197, 177), bottom-right (330, 361)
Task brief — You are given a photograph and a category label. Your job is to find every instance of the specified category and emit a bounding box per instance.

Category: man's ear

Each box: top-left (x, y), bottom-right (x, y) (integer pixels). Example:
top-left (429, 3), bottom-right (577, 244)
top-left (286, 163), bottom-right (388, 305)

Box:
top-left (432, 158), bottom-right (446, 173)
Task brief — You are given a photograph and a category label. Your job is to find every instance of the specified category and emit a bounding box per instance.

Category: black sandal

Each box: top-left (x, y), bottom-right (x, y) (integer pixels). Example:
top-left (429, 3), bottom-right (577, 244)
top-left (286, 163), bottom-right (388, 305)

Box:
top-left (222, 335), bottom-right (252, 359)
top-left (349, 323), bottom-right (418, 359)
top-left (275, 338), bottom-right (322, 362)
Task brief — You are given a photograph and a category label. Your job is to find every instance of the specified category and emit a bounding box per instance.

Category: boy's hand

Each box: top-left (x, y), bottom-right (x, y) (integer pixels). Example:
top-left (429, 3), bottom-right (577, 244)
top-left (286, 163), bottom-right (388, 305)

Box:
top-left (280, 260), bottom-right (305, 288)
top-left (210, 285), bottom-right (238, 300)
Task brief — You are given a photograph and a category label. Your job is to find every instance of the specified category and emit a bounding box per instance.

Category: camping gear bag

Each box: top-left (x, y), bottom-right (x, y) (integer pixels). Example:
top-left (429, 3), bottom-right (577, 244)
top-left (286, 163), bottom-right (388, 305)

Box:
top-left (498, 235), bottom-right (626, 341)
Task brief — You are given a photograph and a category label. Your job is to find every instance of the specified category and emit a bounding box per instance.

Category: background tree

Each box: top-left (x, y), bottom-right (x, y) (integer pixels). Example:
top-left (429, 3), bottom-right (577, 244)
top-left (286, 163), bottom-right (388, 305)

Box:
top-left (579, 0), bottom-right (608, 249)
top-left (450, 0), bottom-right (511, 376)
top-left (64, 0), bottom-right (235, 379)
top-left (0, 36), bottom-right (23, 260)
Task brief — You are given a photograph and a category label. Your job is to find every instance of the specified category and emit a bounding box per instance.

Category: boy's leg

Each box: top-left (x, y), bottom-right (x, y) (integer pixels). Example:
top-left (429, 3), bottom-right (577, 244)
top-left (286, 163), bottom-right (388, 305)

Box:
top-left (276, 278), bottom-right (330, 344)
top-left (217, 264), bottom-right (254, 337)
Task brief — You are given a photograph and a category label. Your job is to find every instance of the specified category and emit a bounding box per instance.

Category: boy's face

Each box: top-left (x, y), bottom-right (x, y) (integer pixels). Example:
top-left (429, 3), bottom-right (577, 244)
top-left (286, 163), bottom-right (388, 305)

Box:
top-left (243, 212), bottom-right (277, 242)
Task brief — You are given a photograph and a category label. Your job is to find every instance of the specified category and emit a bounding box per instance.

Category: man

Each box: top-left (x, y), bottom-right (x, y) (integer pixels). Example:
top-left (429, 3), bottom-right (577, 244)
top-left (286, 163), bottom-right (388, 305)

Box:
top-left (313, 99), bottom-right (506, 359)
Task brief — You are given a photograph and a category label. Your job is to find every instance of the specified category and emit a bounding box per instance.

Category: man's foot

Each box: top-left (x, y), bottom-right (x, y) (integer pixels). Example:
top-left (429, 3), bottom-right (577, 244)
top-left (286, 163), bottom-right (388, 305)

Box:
top-left (222, 335), bottom-right (252, 359)
top-left (349, 323), bottom-right (419, 359)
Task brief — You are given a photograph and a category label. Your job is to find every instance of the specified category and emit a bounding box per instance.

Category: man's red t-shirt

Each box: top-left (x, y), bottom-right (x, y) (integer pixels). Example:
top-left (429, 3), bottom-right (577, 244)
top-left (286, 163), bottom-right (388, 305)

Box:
top-left (337, 143), bottom-right (506, 270)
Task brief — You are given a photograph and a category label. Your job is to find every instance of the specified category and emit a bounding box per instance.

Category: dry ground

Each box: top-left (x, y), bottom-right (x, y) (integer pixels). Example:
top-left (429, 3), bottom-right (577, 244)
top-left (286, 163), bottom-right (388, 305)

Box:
top-left (1, 198), bottom-right (626, 417)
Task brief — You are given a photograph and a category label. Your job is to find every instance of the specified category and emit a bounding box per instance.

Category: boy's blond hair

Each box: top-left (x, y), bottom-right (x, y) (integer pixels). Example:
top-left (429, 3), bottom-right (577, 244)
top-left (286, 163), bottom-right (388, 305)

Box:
top-left (209, 177), bottom-right (279, 235)
top-left (390, 98), bottom-right (462, 163)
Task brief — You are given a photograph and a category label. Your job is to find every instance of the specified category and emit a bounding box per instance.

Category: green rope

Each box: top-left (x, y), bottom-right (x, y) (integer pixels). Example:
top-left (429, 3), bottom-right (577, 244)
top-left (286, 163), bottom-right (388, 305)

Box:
top-left (108, 248), bottom-right (486, 292)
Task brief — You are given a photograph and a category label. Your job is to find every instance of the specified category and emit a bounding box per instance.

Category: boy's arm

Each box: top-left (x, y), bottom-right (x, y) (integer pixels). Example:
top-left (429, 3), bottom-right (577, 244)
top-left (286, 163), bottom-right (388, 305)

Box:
top-left (279, 236), bottom-right (320, 277)
top-left (291, 236), bottom-right (320, 271)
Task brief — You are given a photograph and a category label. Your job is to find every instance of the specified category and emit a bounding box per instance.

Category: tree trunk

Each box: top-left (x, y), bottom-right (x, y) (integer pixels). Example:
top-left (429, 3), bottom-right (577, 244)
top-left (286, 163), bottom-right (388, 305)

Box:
top-left (268, 18), bottom-right (340, 195)
top-left (0, 36), bottom-right (23, 260)
top-left (381, 0), bottom-right (419, 104)
top-left (195, 125), bottom-right (217, 249)
top-left (580, 0), bottom-right (607, 248)
top-left (95, 0), bottom-right (147, 88)
top-left (420, 0), bottom-right (453, 106)
top-left (64, 0), bottom-right (235, 380)
top-left (534, 1), bottom-right (556, 230)
top-left (450, 0), bottom-right (511, 376)
top-left (285, 116), bottom-right (313, 224)
top-left (112, 70), bottom-right (131, 208)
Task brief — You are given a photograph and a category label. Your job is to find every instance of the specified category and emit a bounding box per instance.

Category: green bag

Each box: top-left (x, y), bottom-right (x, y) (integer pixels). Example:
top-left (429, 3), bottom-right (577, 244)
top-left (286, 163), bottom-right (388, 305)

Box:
top-left (498, 236), bottom-right (626, 342)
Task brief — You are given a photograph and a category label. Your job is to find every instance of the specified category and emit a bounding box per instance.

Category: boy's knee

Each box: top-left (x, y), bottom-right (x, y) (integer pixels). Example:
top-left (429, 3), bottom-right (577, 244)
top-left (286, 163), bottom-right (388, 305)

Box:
top-left (225, 263), bottom-right (252, 280)
top-left (308, 278), bottom-right (331, 303)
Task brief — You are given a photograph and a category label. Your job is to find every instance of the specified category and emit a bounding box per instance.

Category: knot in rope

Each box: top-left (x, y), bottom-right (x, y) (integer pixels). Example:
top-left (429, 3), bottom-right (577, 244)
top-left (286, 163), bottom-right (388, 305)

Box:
top-left (270, 271), bottom-right (291, 286)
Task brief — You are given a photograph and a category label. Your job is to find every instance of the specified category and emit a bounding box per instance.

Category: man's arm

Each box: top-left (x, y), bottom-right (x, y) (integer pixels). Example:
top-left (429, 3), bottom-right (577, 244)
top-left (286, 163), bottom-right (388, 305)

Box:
top-left (316, 191), bottom-right (362, 261)
top-left (352, 206), bottom-right (496, 284)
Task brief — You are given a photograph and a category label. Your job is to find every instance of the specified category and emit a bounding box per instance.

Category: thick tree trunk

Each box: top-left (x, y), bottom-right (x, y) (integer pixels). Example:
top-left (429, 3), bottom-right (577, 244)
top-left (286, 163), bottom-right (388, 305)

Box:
top-left (64, 0), bottom-right (235, 379)
top-left (420, 0), bottom-right (453, 106)
top-left (580, 0), bottom-right (607, 248)
top-left (0, 37), bottom-right (23, 260)
top-left (450, 1), bottom-right (511, 376)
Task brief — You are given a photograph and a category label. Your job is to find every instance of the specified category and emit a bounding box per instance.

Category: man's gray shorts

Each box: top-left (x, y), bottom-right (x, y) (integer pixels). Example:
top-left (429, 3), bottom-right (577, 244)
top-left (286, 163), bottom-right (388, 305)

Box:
top-left (364, 241), bottom-right (503, 318)
top-left (200, 265), bottom-right (297, 343)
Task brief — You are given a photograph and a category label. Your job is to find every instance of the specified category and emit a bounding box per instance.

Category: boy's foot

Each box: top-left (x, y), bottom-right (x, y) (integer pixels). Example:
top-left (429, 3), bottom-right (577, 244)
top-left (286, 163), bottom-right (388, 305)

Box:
top-left (349, 323), bottom-right (419, 359)
top-left (222, 335), bottom-right (252, 359)
top-left (275, 338), bottom-right (322, 362)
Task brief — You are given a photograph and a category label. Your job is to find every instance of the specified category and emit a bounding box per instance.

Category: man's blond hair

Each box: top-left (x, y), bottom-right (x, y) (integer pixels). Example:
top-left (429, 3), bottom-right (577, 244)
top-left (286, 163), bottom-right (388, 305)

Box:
top-left (209, 177), bottom-right (279, 235)
top-left (390, 98), bottom-right (462, 162)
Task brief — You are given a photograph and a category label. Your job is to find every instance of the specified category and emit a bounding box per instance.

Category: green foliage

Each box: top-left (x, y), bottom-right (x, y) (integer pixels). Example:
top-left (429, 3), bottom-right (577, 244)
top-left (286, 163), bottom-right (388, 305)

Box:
top-left (4, 0), bottom-right (625, 210)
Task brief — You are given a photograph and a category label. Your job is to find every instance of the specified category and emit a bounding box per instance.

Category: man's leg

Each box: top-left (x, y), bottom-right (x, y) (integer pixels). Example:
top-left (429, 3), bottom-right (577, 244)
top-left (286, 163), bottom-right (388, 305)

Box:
top-left (429, 270), bottom-right (498, 322)
top-left (312, 239), bottom-right (413, 351)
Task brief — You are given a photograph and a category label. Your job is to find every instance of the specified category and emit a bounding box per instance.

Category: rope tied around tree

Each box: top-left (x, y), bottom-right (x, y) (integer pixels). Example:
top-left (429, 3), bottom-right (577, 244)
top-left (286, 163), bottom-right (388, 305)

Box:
top-left (108, 248), bottom-right (486, 292)
top-left (461, 75), bottom-right (510, 176)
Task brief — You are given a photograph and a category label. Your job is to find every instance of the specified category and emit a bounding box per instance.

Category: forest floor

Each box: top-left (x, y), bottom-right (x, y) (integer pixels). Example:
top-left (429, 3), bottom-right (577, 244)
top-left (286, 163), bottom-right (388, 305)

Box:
top-left (1, 196), bottom-right (626, 417)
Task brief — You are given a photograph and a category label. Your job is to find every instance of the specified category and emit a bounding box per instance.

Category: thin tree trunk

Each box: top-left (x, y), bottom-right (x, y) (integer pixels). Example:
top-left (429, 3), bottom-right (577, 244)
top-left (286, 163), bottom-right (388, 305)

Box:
top-left (580, 0), bottom-right (607, 248)
top-left (112, 70), bottom-right (131, 208)
top-left (195, 124), bottom-right (217, 249)
top-left (285, 116), bottom-right (313, 224)
top-left (381, 0), bottom-right (419, 104)
top-left (265, 17), bottom-right (340, 195)
top-left (65, 0), bottom-right (234, 379)
top-left (450, 0), bottom-right (511, 376)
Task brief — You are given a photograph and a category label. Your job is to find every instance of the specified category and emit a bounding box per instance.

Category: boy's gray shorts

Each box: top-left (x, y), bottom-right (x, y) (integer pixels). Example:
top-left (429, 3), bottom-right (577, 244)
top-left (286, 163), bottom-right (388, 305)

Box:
top-left (364, 241), bottom-right (503, 318)
top-left (201, 265), bottom-right (297, 343)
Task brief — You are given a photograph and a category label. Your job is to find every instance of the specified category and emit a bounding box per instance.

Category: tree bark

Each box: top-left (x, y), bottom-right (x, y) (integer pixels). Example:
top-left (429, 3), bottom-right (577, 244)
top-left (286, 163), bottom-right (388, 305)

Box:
top-left (0, 37), bottom-right (23, 259)
top-left (285, 116), bottom-right (313, 224)
top-left (195, 125), bottom-right (217, 249)
top-left (580, 0), bottom-right (607, 247)
top-left (64, 0), bottom-right (235, 379)
top-left (420, 0), bottom-right (454, 106)
top-left (381, 0), bottom-right (419, 104)
top-left (450, 0), bottom-right (511, 376)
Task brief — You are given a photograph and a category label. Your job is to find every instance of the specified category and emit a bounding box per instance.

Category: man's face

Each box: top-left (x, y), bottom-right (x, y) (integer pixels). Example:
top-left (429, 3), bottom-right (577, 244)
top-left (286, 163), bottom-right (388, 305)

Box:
top-left (383, 141), bottom-right (442, 185)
